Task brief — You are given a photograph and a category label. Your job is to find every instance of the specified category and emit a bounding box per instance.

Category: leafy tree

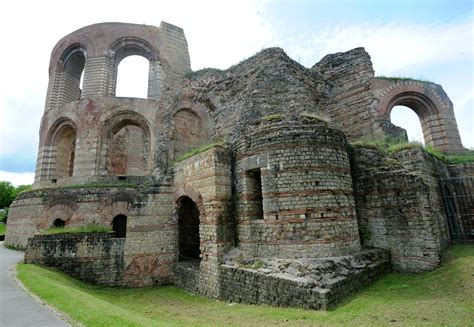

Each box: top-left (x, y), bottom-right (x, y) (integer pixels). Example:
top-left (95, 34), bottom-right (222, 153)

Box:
top-left (0, 181), bottom-right (16, 209)
top-left (0, 182), bottom-right (32, 223)
top-left (14, 184), bottom-right (32, 197)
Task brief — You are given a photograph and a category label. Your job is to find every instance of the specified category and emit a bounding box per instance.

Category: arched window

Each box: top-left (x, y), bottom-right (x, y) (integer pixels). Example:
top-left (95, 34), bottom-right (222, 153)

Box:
top-left (178, 197), bottom-right (201, 261)
top-left (54, 126), bottom-right (77, 178)
top-left (60, 46), bottom-right (86, 104)
top-left (112, 214), bottom-right (127, 238)
top-left (53, 218), bottom-right (65, 228)
top-left (115, 55), bottom-right (149, 98)
top-left (390, 105), bottom-right (424, 144)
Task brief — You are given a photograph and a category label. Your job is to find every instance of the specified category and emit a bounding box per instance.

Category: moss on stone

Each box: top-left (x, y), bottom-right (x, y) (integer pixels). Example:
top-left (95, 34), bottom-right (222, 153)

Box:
top-left (41, 224), bottom-right (112, 235)
top-left (173, 141), bottom-right (225, 163)
top-left (261, 113), bottom-right (285, 122)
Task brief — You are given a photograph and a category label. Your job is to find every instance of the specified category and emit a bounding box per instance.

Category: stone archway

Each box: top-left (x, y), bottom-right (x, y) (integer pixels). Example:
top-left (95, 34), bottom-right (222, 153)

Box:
top-left (376, 80), bottom-right (464, 154)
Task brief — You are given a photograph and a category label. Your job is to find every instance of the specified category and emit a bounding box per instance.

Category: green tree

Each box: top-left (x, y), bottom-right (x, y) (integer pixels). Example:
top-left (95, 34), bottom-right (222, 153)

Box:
top-left (0, 181), bottom-right (16, 209)
top-left (14, 184), bottom-right (32, 197)
top-left (0, 182), bottom-right (32, 223)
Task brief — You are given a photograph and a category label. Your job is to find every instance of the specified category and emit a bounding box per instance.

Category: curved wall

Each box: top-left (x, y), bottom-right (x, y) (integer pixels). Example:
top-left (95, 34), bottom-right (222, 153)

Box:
top-left (234, 119), bottom-right (361, 258)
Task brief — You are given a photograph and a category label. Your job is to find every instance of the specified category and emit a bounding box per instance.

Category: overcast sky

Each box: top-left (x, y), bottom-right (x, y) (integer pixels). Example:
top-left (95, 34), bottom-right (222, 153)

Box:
top-left (0, 0), bottom-right (472, 185)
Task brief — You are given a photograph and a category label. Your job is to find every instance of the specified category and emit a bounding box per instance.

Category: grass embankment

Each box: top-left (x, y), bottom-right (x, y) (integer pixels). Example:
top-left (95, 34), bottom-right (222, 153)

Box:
top-left (353, 138), bottom-right (474, 164)
top-left (17, 244), bottom-right (474, 326)
top-left (41, 224), bottom-right (111, 235)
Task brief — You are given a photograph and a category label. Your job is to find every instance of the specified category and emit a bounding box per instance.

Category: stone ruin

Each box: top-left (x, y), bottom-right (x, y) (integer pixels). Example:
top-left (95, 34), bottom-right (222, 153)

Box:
top-left (5, 22), bottom-right (473, 310)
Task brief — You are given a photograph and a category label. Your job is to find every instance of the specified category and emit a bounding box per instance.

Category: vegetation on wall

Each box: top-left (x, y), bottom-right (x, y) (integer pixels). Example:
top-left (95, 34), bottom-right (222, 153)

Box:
top-left (41, 224), bottom-right (112, 235)
top-left (261, 113), bottom-right (286, 122)
top-left (375, 76), bottom-right (433, 84)
top-left (173, 141), bottom-right (226, 163)
top-left (352, 137), bottom-right (474, 164)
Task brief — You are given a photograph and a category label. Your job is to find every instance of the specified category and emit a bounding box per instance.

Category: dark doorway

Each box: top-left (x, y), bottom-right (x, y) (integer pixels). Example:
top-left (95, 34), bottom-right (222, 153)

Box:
top-left (53, 218), bottom-right (65, 228)
top-left (178, 197), bottom-right (201, 261)
top-left (440, 177), bottom-right (474, 240)
top-left (246, 168), bottom-right (264, 220)
top-left (112, 214), bottom-right (127, 238)
top-left (442, 186), bottom-right (462, 239)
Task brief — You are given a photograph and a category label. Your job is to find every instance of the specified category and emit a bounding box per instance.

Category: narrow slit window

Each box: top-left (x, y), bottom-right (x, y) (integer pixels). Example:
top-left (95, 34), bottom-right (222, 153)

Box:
top-left (247, 169), bottom-right (264, 220)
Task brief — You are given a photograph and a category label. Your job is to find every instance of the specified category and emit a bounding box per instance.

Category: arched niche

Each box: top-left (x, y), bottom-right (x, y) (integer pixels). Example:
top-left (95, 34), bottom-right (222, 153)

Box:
top-left (44, 118), bottom-right (78, 180)
top-left (172, 108), bottom-right (209, 158)
top-left (98, 111), bottom-right (152, 176)
top-left (57, 44), bottom-right (86, 105)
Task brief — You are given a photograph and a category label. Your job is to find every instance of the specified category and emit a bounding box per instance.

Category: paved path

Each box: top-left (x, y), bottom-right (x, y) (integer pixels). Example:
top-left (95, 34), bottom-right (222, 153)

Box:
top-left (0, 242), bottom-right (69, 326)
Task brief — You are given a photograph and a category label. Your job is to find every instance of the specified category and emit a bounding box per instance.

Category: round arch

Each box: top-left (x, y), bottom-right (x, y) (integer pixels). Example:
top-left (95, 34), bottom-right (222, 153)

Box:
top-left (109, 37), bottom-right (161, 98)
top-left (97, 111), bottom-right (153, 176)
top-left (44, 118), bottom-right (78, 179)
top-left (376, 80), bottom-right (463, 153)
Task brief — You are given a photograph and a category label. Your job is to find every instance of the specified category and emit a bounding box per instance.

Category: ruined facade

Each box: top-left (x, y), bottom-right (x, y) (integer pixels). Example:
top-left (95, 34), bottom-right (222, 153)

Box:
top-left (6, 22), bottom-right (473, 309)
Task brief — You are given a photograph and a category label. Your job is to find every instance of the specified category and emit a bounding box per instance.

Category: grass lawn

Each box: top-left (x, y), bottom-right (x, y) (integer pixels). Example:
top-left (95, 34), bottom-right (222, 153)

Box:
top-left (17, 244), bottom-right (474, 326)
top-left (0, 223), bottom-right (5, 235)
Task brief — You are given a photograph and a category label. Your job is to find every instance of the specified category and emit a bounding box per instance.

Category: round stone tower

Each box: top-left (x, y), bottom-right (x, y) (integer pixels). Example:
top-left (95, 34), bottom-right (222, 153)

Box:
top-left (234, 118), bottom-right (361, 258)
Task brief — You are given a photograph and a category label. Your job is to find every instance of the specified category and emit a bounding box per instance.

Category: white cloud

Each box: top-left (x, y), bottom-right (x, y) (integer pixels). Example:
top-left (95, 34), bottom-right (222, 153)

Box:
top-left (278, 20), bottom-right (472, 74)
top-left (0, 171), bottom-right (34, 186)
top-left (0, 0), bottom-right (472, 181)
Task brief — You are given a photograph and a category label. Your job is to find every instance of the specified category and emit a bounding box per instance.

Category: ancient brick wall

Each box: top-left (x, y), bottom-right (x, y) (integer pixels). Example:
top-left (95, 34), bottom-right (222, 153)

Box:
top-left (218, 249), bottom-right (389, 310)
top-left (311, 48), bottom-right (378, 142)
top-left (351, 146), bottom-right (450, 272)
top-left (6, 182), bottom-right (178, 287)
top-left (172, 146), bottom-right (233, 297)
top-left (25, 233), bottom-right (125, 286)
top-left (234, 119), bottom-right (361, 259)
top-left (372, 78), bottom-right (464, 154)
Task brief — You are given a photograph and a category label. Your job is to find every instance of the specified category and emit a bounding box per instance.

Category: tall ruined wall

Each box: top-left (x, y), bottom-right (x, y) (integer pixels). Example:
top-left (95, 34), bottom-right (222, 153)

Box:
top-left (25, 233), bottom-right (125, 286)
top-left (310, 48), bottom-right (379, 141)
top-left (6, 183), bottom-right (177, 287)
top-left (184, 48), bottom-right (326, 142)
top-left (234, 119), bottom-right (361, 258)
top-left (172, 146), bottom-right (233, 297)
top-left (351, 146), bottom-right (451, 272)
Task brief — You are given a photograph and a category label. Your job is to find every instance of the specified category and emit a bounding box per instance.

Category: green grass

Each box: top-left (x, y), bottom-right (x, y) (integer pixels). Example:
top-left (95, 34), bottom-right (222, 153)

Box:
top-left (16, 244), bottom-right (474, 326)
top-left (0, 223), bottom-right (5, 235)
top-left (376, 76), bottom-right (433, 84)
top-left (447, 150), bottom-right (474, 164)
top-left (262, 113), bottom-right (286, 122)
top-left (299, 112), bottom-right (329, 124)
top-left (173, 141), bottom-right (225, 163)
top-left (352, 138), bottom-right (474, 164)
top-left (41, 224), bottom-right (111, 235)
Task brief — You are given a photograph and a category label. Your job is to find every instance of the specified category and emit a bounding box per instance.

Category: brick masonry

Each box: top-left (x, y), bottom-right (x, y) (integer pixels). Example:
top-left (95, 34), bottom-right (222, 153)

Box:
top-left (5, 22), bottom-right (472, 310)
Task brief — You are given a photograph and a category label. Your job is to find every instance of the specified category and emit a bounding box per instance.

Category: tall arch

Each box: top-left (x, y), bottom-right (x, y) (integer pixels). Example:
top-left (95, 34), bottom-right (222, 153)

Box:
top-left (109, 37), bottom-right (161, 99)
top-left (42, 118), bottom-right (78, 180)
top-left (116, 55), bottom-right (149, 98)
top-left (97, 111), bottom-right (152, 176)
top-left (56, 44), bottom-right (86, 106)
top-left (376, 80), bottom-right (464, 154)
